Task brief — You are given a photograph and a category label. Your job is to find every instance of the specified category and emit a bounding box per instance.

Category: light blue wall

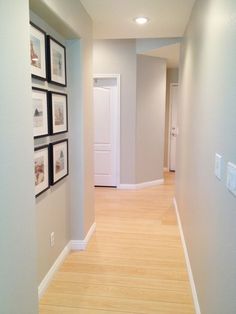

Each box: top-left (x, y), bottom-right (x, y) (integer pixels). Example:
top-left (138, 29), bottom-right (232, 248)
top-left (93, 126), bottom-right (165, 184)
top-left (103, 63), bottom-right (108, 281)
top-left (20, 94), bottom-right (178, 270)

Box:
top-left (0, 1), bottom-right (38, 313)
top-left (0, 1), bottom-right (94, 312)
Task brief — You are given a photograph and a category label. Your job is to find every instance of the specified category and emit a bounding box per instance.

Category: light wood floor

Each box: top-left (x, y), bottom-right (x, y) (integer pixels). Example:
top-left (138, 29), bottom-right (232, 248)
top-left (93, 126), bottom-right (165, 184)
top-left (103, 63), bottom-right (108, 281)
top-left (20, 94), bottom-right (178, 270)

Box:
top-left (40, 172), bottom-right (194, 314)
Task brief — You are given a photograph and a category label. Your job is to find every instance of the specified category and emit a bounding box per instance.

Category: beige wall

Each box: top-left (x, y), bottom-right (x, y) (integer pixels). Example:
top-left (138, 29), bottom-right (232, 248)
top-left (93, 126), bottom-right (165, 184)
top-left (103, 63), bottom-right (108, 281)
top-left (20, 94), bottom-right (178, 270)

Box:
top-left (136, 55), bottom-right (166, 183)
top-left (177, 0), bottom-right (236, 313)
top-left (164, 68), bottom-right (179, 168)
top-left (0, 1), bottom-right (38, 312)
top-left (93, 39), bottom-right (137, 184)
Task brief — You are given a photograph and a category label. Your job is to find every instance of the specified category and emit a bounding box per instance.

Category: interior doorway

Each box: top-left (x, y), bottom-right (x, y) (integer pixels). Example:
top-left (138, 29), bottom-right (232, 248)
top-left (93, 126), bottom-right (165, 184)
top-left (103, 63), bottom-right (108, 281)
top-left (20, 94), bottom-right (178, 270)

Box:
top-left (169, 83), bottom-right (179, 171)
top-left (93, 74), bottom-right (120, 187)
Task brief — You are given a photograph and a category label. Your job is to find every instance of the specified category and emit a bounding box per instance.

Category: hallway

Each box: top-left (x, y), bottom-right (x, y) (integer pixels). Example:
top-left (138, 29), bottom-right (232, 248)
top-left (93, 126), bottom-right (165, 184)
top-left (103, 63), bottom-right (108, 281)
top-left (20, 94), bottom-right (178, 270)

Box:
top-left (40, 173), bottom-right (194, 313)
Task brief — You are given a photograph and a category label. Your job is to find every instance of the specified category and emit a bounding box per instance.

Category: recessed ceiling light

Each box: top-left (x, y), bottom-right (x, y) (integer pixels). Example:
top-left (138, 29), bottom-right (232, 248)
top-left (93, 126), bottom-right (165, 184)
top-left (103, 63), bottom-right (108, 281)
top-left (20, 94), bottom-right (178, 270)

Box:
top-left (134, 17), bottom-right (149, 25)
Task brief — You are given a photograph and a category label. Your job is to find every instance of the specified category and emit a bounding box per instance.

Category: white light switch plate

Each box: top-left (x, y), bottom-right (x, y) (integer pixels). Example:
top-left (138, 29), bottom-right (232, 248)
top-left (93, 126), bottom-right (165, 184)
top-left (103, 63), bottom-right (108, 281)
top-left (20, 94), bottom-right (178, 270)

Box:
top-left (226, 162), bottom-right (236, 197)
top-left (215, 153), bottom-right (222, 180)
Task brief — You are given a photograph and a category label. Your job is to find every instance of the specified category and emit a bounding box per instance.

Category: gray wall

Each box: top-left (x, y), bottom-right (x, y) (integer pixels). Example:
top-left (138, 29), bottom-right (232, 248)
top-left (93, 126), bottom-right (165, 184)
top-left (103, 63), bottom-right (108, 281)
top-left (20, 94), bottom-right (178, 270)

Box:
top-left (93, 39), bottom-right (137, 184)
top-left (31, 10), bottom-right (71, 285)
top-left (164, 68), bottom-right (179, 168)
top-left (30, 0), bottom-right (94, 285)
top-left (176, 0), bottom-right (236, 313)
top-left (136, 38), bottom-right (181, 54)
top-left (93, 40), bottom-right (167, 185)
top-left (0, 0), bottom-right (38, 313)
top-left (136, 55), bottom-right (166, 183)
top-left (67, 36), bottom-right (95, 240)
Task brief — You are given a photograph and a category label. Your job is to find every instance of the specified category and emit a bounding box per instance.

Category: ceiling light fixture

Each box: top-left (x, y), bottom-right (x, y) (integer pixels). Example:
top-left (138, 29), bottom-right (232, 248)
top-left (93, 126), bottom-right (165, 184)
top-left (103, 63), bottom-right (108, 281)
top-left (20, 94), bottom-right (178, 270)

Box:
top-left (134, 17), bottom-right (149, 25)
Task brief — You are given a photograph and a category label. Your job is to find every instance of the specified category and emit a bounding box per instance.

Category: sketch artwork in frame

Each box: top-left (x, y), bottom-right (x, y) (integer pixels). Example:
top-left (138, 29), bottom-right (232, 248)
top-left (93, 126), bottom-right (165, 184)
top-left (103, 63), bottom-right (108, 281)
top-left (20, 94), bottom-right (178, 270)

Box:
top-left (50, 139), bottom-right (69, 185)
top-left (34, 145), bottom-right (50, 197)
top-left (32, 87), bottom-right (49, 138)
top-left (49, 92), bottom-right (68, 135)
top-left (30, 22), bottom-right (47, 80)
top-left (47, 35), bottom-right (67, 86)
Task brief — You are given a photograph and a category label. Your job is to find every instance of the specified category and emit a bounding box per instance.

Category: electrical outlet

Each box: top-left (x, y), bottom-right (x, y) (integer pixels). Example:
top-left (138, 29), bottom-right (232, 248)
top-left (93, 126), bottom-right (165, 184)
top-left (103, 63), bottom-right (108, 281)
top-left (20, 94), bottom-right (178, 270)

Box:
top-left (50, 232), bottom-right (55, 247)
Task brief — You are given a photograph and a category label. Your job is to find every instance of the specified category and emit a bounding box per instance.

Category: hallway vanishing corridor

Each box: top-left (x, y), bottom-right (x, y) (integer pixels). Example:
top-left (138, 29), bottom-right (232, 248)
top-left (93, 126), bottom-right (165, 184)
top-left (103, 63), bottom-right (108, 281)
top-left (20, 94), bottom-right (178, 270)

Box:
top-left (40, 172), bottom-right (194, 313)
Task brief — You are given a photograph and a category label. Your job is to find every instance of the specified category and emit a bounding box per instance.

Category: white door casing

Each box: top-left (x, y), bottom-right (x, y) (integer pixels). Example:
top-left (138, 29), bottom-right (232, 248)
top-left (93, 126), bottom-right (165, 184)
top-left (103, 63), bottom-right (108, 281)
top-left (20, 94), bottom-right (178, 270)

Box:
top-left (169, 84), bottom-right (179, 171)
top-left (93, 75), bottom-right (120, 187)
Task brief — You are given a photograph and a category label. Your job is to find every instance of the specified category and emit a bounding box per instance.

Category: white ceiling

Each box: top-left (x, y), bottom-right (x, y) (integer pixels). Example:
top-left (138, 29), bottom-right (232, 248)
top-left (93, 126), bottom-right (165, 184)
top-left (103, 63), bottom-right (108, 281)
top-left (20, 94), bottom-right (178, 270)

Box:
top-left (144, 43), bottom-right (181, 68)
top-left (81, 0), bottom-right (195, 39)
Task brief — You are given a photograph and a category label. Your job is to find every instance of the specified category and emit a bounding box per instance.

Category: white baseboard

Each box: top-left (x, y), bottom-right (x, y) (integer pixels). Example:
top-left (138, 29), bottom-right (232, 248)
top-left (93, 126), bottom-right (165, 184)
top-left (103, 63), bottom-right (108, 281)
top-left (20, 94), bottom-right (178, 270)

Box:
top-left (38, 242), bottom-right (70, 299)
top-left (173, 197), bottom-right (201, 314)
top-left (70, 222), bottom-right (96, 250)
top-left (119, 179), bottom-right (164, 190)
top-left (38, 222), bottom-right (96, 299)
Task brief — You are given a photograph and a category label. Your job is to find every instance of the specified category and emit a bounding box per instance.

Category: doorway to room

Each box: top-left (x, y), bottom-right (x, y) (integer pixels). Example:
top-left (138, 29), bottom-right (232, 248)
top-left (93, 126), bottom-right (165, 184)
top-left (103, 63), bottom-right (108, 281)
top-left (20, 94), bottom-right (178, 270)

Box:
top-left (93, 74), bottom-right (120, 187)
top-left (168, 83), bottom-right (179, 172)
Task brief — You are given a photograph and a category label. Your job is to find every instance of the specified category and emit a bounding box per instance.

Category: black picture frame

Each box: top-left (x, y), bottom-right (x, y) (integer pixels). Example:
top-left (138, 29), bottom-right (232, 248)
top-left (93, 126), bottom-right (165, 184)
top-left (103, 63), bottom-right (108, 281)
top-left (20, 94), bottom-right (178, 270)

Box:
top-left (30, 22), bottom-right (47, 81)
top-left (49, 91), bottom-right (68, 135)
top-left (50, 139), bottom-right (69, 185)
top-left (32, 87), bottom-right (49, 138)
top-left (34, 145), bottom-right (50, 197)
top-left (47, 35), bottom-right (67, 86)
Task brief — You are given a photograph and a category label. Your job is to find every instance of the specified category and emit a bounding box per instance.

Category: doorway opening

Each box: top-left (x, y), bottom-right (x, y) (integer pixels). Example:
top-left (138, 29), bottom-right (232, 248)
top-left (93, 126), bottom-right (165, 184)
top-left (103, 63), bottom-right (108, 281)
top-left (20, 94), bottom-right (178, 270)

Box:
top-left (169, 83), bottom-right (179, 172)
top-left (164, 81), bottom-right (179, 173)
top-left (93, 74), bottom-right (120, 187)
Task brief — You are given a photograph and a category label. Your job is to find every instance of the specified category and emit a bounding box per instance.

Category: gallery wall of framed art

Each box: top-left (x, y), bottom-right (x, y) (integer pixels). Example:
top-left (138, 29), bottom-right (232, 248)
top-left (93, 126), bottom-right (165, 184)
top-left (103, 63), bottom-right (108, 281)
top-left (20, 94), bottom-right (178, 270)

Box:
top-left (30, 20), bottom-right (69, 198)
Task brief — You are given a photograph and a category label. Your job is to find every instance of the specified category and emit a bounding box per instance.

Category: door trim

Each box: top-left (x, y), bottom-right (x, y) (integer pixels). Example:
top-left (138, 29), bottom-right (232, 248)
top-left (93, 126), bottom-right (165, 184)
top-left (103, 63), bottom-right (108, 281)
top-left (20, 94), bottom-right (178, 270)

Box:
top-left (93, 74), bottom-right (120, 187)
top-left (168, 83), bottom-right (179, 171)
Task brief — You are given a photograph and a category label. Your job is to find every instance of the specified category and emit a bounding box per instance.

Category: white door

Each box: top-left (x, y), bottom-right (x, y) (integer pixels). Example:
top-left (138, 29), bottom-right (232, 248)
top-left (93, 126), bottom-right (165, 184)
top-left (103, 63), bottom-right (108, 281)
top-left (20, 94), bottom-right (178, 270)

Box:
top-left (94, 86), bottom-right (117, 186)
top-left (169, 84), bottom-right (179, 171)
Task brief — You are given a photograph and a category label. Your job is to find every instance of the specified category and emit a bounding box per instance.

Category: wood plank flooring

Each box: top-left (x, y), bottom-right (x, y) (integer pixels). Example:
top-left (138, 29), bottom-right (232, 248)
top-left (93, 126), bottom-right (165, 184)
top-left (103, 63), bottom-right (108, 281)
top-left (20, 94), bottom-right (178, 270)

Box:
top-left (40, 172), bottom-right (194, 313)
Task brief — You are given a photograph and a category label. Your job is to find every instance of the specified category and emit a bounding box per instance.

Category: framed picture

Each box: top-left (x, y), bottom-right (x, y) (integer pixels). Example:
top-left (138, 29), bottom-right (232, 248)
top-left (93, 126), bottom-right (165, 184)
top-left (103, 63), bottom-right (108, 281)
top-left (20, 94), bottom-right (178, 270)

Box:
top-left (49, 92), bottom-right (68, 135)
top-left (47, 36), bottom-right (67, 86)
top-left (34, 145), bottom-right (50, 197)
top-left (32, 87), bottom-right (49, 138)
top-left (30, 22), bottom-right (47, 80)
top-left (50, 139), bottom-right (69, 185)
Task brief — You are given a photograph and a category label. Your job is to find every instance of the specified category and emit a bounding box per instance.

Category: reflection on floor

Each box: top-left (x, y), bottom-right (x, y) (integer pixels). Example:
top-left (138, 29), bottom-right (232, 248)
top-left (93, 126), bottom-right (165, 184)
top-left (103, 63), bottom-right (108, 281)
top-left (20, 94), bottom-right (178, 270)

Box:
top-left (40, 172), bottom-right (194, 314)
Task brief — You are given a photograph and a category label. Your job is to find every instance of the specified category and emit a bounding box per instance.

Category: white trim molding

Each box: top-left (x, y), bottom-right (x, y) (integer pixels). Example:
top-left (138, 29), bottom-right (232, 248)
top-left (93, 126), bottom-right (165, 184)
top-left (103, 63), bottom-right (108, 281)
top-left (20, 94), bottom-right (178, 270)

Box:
top-left (38, 242), bottom-right (70, 299)
top-left (38, 222), bottom-right (96, 300)
top-left (70, 222), bottom-right (96, 250)
top-left (173, 197), bottom-right (201, 314)
top-left (119, 179), bottom-right (164, 190)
